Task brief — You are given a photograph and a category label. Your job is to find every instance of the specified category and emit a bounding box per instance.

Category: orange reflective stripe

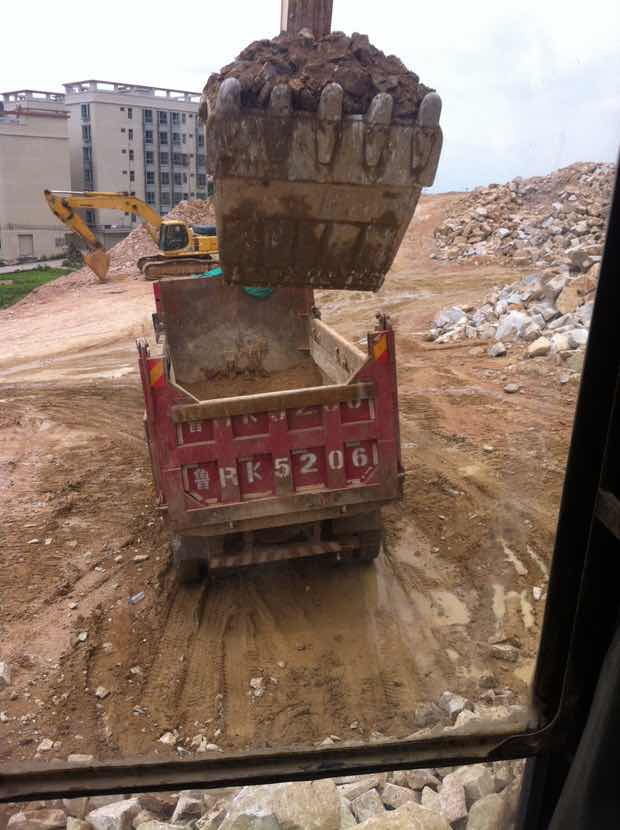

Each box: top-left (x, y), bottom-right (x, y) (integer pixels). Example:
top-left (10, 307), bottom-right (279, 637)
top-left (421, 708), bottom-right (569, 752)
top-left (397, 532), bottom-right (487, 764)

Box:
top-left (149, 360), bottom-right (165, 388)
top-left (372, 334), bottom-right (389, 363)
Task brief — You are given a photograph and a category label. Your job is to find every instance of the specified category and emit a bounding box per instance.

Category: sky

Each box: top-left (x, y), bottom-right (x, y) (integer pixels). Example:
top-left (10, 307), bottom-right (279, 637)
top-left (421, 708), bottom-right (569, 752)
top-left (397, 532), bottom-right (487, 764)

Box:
top-left (3, 0), bottom-right (619, 191)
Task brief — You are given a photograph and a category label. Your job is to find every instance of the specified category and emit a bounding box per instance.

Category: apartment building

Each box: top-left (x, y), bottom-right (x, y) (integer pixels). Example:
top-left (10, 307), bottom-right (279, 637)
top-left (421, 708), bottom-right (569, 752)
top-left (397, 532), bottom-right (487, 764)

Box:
top-left (63, 80), bottom-right (207, 230)
top-left (0, 91), bottom-right (71, 262)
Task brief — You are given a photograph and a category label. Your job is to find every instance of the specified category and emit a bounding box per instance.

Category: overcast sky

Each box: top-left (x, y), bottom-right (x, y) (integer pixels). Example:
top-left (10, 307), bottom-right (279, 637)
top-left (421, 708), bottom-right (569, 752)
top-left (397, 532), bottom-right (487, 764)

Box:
top-left (3, 0), bottom-right (619, 191)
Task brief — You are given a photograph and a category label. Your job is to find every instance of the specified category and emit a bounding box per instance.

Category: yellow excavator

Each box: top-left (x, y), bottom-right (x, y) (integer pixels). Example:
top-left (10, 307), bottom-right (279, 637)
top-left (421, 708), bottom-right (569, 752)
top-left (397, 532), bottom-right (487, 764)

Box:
top-left (44, 190), bottom-right (218, 281)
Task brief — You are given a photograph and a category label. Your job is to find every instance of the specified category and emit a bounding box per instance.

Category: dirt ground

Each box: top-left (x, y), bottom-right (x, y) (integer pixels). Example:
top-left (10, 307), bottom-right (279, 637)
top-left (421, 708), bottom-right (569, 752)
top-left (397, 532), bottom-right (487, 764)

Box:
top-left (0, 194), bottom-right (578, 765)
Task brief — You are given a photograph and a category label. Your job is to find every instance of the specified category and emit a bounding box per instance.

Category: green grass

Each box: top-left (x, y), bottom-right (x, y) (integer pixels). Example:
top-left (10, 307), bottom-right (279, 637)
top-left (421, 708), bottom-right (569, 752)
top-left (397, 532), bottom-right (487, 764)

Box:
top-left (0, 267), bottom-right (71, 309)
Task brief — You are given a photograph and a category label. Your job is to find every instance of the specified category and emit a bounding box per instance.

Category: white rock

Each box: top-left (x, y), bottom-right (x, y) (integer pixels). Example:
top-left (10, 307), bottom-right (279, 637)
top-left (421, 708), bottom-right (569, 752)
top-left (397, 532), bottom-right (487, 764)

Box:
top-left (495, 311), bottom-right (529, 341)
top-left (158, 732), bottom-right (177, 746)
top-left (551, 333), bottom-right (571, 353)
top-left (67, 754), bottom-right (95, 765)
top-left (438, 691), bottom-right (472, 721)
top-left (567, 328), bottom-right (588, 349)
top-left (433, 306), bottom-right (467, 330)
top-left (465, 793), bottom-right (505, 829)
top-left (0, 661), bottom-right (12, 688)
top-left (380, 783), bottom-right (417, 809)
top-left (63, 799), bottom-right (90, 820)
top-left (171, 796), bottom-right (203, 824)
top-left (406, 769), bottom-right (441, 790)
top-left (355, 802), bottom-right (451, 829)
top-left (442, 765), bottom-right (496, 807)
top-left (220, 781), bottom-right (340, 830)
top-left (436, 780), bottom-right (468, 824)
top-left (8, 810), bottom-right (67, 830)
top-left (351, 789), bottom-right (385, 822)
top-left (527, 337), bottom-right (551, 358)
top-left (488, 342), bottom-right (506, 357)
top-left (339, 798), bottom-right (357, 829)
top-left (95, 686), bottom-right (110, 700)
top-left (338, 775), bottom-right (387, 801)
top-left (37, 738), bottom-right (54, 752)
top-left (533, 586), bottom-right (543, 601)
top-left (87, 800), bottom-right (139, 830)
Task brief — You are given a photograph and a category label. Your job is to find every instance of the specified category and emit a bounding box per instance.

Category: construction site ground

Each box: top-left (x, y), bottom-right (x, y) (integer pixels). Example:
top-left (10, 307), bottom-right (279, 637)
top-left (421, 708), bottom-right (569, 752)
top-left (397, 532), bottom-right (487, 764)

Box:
top-left (0, 194), bottom-right (576, 764)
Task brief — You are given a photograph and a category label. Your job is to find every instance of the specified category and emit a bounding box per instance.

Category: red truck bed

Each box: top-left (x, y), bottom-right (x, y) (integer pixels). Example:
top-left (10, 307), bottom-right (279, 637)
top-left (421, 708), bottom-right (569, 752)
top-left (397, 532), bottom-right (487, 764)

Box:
top-left (138, 277), bottom-right (402, 578)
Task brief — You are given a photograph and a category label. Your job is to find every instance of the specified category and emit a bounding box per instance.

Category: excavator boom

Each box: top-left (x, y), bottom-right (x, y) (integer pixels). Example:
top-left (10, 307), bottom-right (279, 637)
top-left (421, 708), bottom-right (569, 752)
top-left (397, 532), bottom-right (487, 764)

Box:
top-left (44, 190), bottom-right (163, 281)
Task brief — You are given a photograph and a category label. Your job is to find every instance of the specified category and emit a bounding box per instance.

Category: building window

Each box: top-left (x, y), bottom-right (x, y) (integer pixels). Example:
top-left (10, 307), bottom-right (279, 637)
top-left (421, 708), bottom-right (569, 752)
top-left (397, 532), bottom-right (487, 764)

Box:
top-left (55, 237), bottom-right (65, 247)
top-left (189, 114), bottom-right (194, 119)
top-left (82, 125), bottom-right (91, 142)
top-left (85, 209), bottom-right (96, 225)
top-left (121, 127), bottom-right (126, 133)
top-left (173, 192), bottom-right (183, 202)
top-left (144, 109), bottom-right (153, 123)
top-left (159, 132), bottom-right (168, 144)
top-left (158, 111), bottom-right (168, 124)
top-left (172, 112), bottom-right (180, 124)
top-left (197, 133), bottom-right (205, 147)
top-left (160, 151), bottom-right (169, 165)
top-left (172, 152), bottom-right (182, 166)
top-left (173, 172), bottom-right (182, 186)
top-left (182, 192), bottom-right (188, 200)
top-left (145, 150), bottom-right (154, 165)
top-left (81, 104), bottom-right (90, 121)
top-left (84, 168), bottom-right (93, 187)
top-left (197, 174), bottom-right (207, 187)
top-left (122, 169), bottom-right (128, 175)
top-left (146, 191), bottom-right (156, 205)
top-left (196, 192), bottom-right (206, 200)
top-left (129, 149), bottom-right (134, 161)
top-left (182, 134), bottom-right (187, 144)
top-left (197, 154), bottom-right (206, 167)
top-left (160, 192), bottom-right (170, 205)
top-left (160, 172), bottom-right (170, 185)
top-left (145, 130), bottom-right (153, 144)
top-left (82, 147), bottom-right (92, 162)
top-left (182, 113), bottom-right (187, 124)
top-left (128, 129), bottom-right (133, 141)
top-left (128, 107), bottom-right (133, 119)
top-left (172, 132), bottom-right (181, 145)
top-left (121, 148), bottom-right (127, 154)
top-left (182, 173), bottom-right (187, 183)
top-left (146, 171), bottom-right (155, 185)
top-left (129, 171), bottom-right (135, 182)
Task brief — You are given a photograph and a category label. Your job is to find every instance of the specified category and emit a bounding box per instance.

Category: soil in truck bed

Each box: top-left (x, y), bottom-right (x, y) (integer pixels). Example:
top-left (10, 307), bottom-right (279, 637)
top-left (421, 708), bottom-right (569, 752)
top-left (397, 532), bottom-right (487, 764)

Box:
top-left (182, 358), bottom-right (325, 402)
top-left (204, 31), bottom-right (433, 120)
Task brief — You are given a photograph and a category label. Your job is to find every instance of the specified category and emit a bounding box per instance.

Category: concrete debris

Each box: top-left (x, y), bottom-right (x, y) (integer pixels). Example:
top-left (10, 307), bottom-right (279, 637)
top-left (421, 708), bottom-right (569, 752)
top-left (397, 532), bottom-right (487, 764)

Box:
top-left (351, 789), bottom-right (386, 822)
top-left (406, 769), bottom-right (441, 790)
top-left (170, 795), bottom-right (203, 824)
top-left (338, 775), bottom-right (387, 801)
top-left (339, 798), bottom-right (357, 829)
top-left (428, 162), bottom-right (612, 368)
top-left (63, 799), bottom-right (90, 820)
top-left (37, 738), bottom-right (54, 752)
top-left (67, 754), bottom-right (95, 765)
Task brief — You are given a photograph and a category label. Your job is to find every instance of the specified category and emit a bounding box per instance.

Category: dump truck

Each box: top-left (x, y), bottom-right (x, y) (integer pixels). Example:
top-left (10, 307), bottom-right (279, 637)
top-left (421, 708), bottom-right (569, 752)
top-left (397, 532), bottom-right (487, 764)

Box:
top-left (138, 275), bottom-right (402, 581)
top-left (44, 190), bottom-right (218, 281)
top-left (136, 0), bottom-right (441, 581)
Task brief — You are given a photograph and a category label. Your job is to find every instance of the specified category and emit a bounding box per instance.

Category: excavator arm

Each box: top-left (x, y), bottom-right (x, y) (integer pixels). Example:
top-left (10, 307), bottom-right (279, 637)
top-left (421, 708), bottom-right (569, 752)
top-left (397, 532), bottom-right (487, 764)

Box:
top-left (44, 190), bottom-right (163, 281)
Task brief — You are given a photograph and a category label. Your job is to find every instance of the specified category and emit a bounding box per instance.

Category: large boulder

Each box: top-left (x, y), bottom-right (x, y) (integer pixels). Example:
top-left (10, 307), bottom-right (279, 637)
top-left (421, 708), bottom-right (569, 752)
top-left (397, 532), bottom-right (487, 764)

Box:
top-left (219, 781), bottom-right (339, 830)
top-left (8, 811), bottom-right (66, 830)
top-left (495, 311), bottom-right (529, 341)
top-left (465, 793), bottom-right (505, 829)
top-left (350, 790), bottom-right (385, 823)
top-left (356, 801), bottom-right (451, 829)
top-left (87, 800), bottom-right (140, 830)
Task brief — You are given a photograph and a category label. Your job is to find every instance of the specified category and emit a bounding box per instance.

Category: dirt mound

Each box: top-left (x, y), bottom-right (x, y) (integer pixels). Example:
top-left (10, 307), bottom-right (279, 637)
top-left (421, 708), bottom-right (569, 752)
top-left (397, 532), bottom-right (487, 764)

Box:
top-left (204, 31), bottom-right (432, 120)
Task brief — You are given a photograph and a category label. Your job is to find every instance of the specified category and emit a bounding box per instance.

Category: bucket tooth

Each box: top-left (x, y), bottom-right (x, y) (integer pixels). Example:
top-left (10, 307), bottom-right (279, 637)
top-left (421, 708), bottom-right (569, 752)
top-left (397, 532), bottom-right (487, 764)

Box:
top-left (365, 93), bottom-right (393, 168)
top-left (419, 91), bottom-right (442, 127)
top-left (215, 77), bottom-right (241, 115)
top-left (317, 82), bottom-right (343, 165)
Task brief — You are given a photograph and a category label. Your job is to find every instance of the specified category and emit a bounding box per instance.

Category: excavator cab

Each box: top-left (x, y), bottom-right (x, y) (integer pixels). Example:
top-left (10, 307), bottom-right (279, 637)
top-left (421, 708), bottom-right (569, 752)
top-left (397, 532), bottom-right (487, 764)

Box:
top-left (159, 221), bottom-right (190, 252)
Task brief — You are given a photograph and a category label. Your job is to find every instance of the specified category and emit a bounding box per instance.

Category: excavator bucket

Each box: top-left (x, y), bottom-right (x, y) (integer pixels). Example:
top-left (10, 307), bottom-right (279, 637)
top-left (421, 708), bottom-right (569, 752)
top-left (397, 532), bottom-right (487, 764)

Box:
top-left (206, 79), bottom-right (442, 292)
top-left (84, 248), bottom-right (111, 282)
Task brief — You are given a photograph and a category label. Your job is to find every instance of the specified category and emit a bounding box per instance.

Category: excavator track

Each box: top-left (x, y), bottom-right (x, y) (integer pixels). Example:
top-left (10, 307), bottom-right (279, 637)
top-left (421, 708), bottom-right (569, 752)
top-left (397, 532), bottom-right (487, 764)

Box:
top-left (139, 255), bottom-right (217, 280)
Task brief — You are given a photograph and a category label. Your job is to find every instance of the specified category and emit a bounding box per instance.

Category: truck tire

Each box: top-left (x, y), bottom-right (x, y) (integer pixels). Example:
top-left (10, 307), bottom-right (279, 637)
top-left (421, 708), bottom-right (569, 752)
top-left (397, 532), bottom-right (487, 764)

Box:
top-left (175, 558), bottom-right (202, 584)
top-left (171, 535), bottom-right (204, 584)
top-left (330, 510), bottom-right (384, 563)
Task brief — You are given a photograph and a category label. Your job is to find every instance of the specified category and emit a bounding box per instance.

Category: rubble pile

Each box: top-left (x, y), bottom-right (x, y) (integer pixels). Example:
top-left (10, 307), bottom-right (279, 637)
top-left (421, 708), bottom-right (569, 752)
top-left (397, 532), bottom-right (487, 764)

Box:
top-left (204, 31), bottom-right (432, 119)
top-left (428, 163), bottom-right (615, 369)
top-left (432, 162), bottom-right (614, 268)
top-left (73, 199), bottom-right (215, 280)
top-left (4, 759), bottom-right (524, 830)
